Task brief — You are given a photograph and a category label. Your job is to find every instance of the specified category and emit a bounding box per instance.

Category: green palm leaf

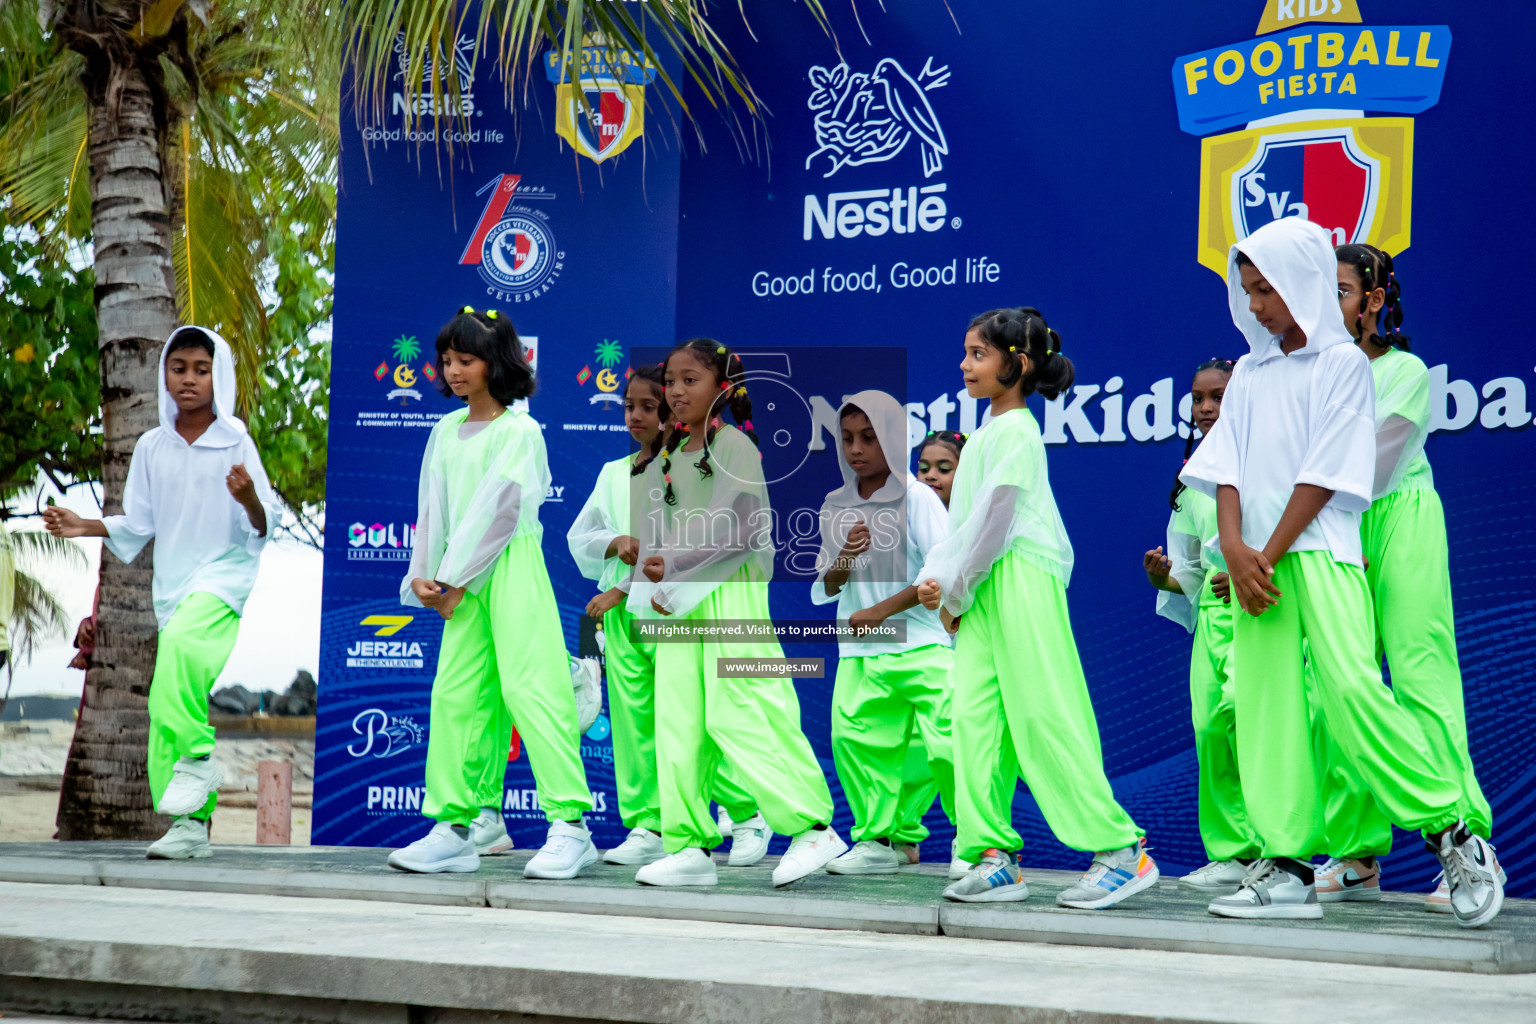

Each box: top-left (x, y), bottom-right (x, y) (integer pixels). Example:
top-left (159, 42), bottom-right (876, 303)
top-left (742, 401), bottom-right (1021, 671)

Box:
top-left (393, 335), bottom-right (423, 362)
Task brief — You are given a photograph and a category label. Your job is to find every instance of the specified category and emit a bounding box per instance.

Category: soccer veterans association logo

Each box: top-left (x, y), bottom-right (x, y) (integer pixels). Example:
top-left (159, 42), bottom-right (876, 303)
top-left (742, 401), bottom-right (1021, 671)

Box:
top-left (544, 35), bottom-right (656, 163)
top-left (1171, 1), bottom-right (1445, 275)
top-left (459, 173), bottom-right (564, 302)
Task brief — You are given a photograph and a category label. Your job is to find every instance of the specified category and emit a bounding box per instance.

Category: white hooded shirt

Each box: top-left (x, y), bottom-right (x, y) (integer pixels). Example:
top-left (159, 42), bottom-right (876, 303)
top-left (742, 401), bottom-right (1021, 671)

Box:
top-left (811, 391), bottom-right (951, 657)
top-left (103, 326), bottom-right (281, 628)
top-left (1180, 217), bottom-right (1376, 567)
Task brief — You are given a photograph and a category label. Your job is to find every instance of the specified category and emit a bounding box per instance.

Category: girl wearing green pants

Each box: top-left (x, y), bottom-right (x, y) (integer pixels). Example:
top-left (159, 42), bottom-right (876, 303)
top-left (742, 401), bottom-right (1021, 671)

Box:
top-left (919, 308), bottom-right (1158, 909)
top-left (627, 339), bottom-right (844, 889)
top-left (1309, 246), bottom-right (1495, 909)
top-left (569, 365), bottom-right (767, 869)
top-left (1145, 358), bottom-right (1261, 893)
top-left (389, 308), bottom-right (594, 880)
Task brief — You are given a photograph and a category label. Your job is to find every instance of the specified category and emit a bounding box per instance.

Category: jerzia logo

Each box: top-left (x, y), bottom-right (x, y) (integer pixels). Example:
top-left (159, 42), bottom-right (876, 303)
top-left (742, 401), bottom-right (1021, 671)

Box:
top-left (375, 334), bottom-right (433, 404)
top-left (347, 616), bottom-right (424, 669)
top-left (545, 35), bottom-right (656, 163)
top-left (460, 174), bottom-right (564, 302)
top-left (805, 57), bottom-right (949, 178)
top-left (1172, 2), bottom-right (1442, 274)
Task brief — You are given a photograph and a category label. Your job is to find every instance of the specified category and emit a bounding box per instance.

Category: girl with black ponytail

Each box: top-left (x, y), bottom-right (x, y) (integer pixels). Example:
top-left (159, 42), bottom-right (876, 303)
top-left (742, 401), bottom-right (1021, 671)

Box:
top-left (1143, 357), bottom-right (1261, 894)
top-left (625, 338), bottom-right (845, 890)
top-left (568, 362), bottom-right (767, 871)
top-left (1307, 247), bottom-right (1495, 908)
top-left (918, 308), bottom-right (1158, 909)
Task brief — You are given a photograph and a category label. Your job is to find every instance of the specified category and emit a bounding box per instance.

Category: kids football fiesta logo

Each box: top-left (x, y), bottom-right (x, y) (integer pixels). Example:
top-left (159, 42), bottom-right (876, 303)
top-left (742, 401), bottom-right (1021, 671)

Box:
top-left (544, 35), bottom-right (656, 163)
top-left (460, 173), bottom-right (564, 302)
top-left (1171, 0), bottom-right (1448, 274)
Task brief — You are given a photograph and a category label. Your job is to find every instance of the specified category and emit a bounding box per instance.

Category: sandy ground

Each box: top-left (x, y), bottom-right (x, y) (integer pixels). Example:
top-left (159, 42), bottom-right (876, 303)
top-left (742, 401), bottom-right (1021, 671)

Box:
top-left (0, 779), bottom-right (312, 846)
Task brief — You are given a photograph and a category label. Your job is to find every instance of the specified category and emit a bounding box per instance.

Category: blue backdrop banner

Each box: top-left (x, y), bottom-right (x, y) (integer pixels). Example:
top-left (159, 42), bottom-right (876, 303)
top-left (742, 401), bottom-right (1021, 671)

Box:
top-left (319, 1), bottom-right (1535, 897)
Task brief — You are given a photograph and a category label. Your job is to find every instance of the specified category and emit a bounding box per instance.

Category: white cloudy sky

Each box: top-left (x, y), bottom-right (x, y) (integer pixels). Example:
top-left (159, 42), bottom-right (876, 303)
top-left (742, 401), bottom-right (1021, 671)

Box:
top-left (6, 480), bottom-right (321, 698)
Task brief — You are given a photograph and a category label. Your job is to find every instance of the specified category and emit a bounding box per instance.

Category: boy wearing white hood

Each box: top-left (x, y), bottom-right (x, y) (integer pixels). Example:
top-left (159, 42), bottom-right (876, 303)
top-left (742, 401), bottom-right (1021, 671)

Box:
top-left (1180, 217), bottom-right (1503, 928)
top-left (46, 326), bottom-right (281, 860)
top-left (812, 392), bottom-right (962, 877)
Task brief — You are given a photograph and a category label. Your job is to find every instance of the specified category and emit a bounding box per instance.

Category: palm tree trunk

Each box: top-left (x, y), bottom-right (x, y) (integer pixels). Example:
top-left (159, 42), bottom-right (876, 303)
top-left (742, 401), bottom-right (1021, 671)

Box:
top-left (55, 63), bottom-right (179, 841)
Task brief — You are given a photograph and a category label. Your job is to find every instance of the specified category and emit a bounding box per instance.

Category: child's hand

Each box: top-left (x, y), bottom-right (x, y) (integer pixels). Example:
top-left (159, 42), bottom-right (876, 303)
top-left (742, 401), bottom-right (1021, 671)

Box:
top-left (613, 535), bottom-right (640, 566)
top-left (411, 578), bottom-right (443, 607)
top-left (586, 588), bottom-right (626, 619)
top-left (1211, 572), bottom-right (1231, 604)
top-left (435, 585), bottom-right (465, 621)
top-left (1144, 546), bottom-right (1173, 588)
top-left (848, 606), bottom-right (885, 637)
top-left (642, 556), bottom-right (666, 583)
top-left (43, 507), bottom-right (87, 538)
top-left (1224, 544), bottom-right (1279, 617)
top-left (650, 597), bottom-right (671, 616)
top-left (940, 607), bottom-right (960, 634)
top-left (839, 521), bottom-right (871, 564)
top-left (226, 463), bottom-right (257, 505)
top-left (917, 578), bottom-right (942, 611)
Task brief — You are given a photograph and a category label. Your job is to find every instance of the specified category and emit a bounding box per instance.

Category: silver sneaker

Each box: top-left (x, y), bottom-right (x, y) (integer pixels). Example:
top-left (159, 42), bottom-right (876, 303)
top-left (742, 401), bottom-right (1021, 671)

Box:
top-left (1429, 824), bottom-right (1504, 928)
top-left (942, 849), bottom-right (1028, 903)
top-left (147, 816), bottom-right (211, 860)
top-left (1208, 859), bottom-right (1322, 919)
top-left (1178, 859), bottom-right (1249, 893)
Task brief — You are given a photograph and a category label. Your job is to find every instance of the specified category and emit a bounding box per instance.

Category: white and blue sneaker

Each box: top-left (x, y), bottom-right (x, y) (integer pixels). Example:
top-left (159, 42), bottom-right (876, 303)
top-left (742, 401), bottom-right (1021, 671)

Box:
top-left (1056, 839), bottom-right (1160, 909)
top-left (942, 849), bottom-right (1029, 903)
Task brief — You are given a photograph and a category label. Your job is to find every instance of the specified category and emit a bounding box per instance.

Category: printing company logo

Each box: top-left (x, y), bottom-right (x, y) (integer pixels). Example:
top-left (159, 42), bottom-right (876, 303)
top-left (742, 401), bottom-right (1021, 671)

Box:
top-left (346, 615), bottom-right (424, 669)
top-left (347, 520), bottom-right (415, 562)
top-left (460, 174), bottom-right (565, 303)
top-left (391, 33), bottom-right (477, 117)
top-left (374, 334), bottom-right (434, 404)
top-left (802, 57), bottom-right (954, 242)
top-left (577, 340), bottom-right (626, 409)
top-left (545, 36), bottom-right (657, 163)
top-left (1173, 3), bottom-right (1442, 274)
top-left (347, 708), bottom-right (424, 759)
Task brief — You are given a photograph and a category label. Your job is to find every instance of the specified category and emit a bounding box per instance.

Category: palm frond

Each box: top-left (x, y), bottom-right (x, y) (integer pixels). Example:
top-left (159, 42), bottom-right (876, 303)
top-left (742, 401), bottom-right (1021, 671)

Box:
top-left (8, 529), bottom-right (89, 573)
top-left (8, 569), bottom-right (71, 664)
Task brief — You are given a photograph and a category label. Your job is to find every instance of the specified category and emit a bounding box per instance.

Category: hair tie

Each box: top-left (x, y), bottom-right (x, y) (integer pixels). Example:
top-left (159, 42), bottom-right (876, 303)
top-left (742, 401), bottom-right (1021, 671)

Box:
top-left (486, 310), bottom-right (498, 320)
top-left (742, 419), bottom-right (753, 431)
top-left (734, 386), bottom-right (747, 397)
top-left (1008, 345), bottom-right (1016, 353)
top-left (460, 305), bottom-right (475, 314)
top-left (663, 473), bottom-right (672, 483)
top-left (716, 345), bottom-right (726, 354)
top-left (681, 423), bottom-right (690, 432)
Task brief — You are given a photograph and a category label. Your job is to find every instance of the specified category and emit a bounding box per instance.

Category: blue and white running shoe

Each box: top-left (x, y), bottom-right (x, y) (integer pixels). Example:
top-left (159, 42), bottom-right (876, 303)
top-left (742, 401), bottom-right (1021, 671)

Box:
top-left (942, 849), bottom-right (1029, 903)
top-left (1056, 838), bottom-right (1160, 909)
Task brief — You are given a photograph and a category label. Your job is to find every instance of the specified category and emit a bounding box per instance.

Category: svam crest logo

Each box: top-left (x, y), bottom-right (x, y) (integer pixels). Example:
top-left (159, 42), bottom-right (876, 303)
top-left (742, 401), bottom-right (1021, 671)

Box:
top-left (806, 57), bottom-right (950, 178)
top-left (545, 35), bottom-right (656, 163)
top-left (459, 173), bottom-right (564, 303)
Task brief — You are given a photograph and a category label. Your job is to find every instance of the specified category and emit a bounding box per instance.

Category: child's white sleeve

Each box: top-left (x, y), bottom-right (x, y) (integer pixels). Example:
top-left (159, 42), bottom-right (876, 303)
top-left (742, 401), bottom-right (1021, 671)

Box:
top-left (400, 425), bottom-right (442, 607)
top-left (567, 463), bottom-right (621, 585)
top-left (236, 435), bottom-right (282, 553)
top-left (1181, 362), bottom-right (1246, 500)
top-left (1297, 349), bottom-right (1376, 512)
top-left (809, 501), bottom-right (849, 607)
top-left (918, 431), bottom-right (1032, 617)
top-left (907, 483), bottom-right (951, 585)
top-left (1370, 358), bottom-right (1430, 500)
top-left (1156, 510), bottom-right (1202, 633)
top-left (437, 424), bottom-right (544, 593)
top-left (102, 441), bottom-right (156, 565)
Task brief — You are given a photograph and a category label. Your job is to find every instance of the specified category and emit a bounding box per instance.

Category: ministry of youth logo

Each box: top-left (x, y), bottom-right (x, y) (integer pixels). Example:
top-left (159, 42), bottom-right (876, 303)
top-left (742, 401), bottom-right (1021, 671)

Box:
top-left (806, 57), bottom-right (950, 178)
top-left (460, 173), bottom-right (565, 302)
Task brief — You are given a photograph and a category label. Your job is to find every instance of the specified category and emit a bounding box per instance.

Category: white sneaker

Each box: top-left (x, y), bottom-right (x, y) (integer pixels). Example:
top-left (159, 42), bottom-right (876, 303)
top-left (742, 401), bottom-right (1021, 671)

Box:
top-left (604, 827), bottom-right (666, 866)
top-left (772, 827), bottom-right (848, 887)
top-left (827, 839), bottom-right (903, 875)
top-left (570, 657), bottom-right (603, 733)
top-left (1207, 859), bottom-right (1322, 919)
top-left (524, 820), bottom-right (599, 879)
top-left (948, 837), bottom-right (974, 880)
top-left (893, 841), bottom-right (922, 866)
top-left (727, 812), bottom-right (773, 867)
top-left (1430, 823), bottom-right (1504, 928)
top-left (1179, 859), bottom-right (1249, 893)
top-left (636, 847), bottom-right (718, 886)
top-left (717, 807), bottom-right (733, 841)
top-left (157, 756), bottom-right (224, 817)
top-left (943, 849), bottom-right (1029, 903)
top-left (470, 807), bottom-right (514, 856)
top-left (146, 816), bottom-right (211, 860)
top-left (388, 821), bottom-right (480, 873)
top-left (1427, 850), bottom-right (1507, 914)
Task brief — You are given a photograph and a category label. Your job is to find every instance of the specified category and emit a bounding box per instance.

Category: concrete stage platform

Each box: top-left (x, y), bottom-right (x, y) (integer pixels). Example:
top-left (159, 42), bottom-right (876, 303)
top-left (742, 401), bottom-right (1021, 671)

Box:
top-left (0, 841), bottom-right (1532, 977)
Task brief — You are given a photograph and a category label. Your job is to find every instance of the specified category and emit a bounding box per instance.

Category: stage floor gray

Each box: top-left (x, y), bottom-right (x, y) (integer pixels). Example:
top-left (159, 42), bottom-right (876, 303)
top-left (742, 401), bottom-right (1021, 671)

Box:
top-left (0, 841), bottom-right (1531, 974)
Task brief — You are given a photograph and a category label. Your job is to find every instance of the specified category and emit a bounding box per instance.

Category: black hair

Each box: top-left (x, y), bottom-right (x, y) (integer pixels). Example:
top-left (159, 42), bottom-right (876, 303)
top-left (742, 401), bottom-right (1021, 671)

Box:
top-left (1169, 357), bottom-right (1238, 512)
top-left (966, 307), bottom-right (1074, 401)
top-left (433, 306), bottom-right (535, 406)
top-left (840, 403), bottom-right (868, 422)
top-left (165, 326), bottom-right (216, 359)
top-left (919, 429), bottom-right (968, 460)
top-left (628, 363), bottom-right (672, 477)
top-left (1335, 244), bottom-right (1410, 352)
top-left (1235, 250), bottom-right (1254, 269)
top-left (655, 338), bottom-right (758, 505)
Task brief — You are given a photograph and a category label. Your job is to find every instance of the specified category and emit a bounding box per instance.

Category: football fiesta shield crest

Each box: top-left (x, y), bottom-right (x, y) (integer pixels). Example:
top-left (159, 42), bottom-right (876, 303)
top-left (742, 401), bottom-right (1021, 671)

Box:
top-left (546, 36), bottom-right (656, 163)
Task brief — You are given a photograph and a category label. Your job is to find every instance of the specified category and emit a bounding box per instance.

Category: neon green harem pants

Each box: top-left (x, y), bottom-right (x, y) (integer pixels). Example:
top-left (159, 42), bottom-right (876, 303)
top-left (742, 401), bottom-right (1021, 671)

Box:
top-left (831, 644), bottom-right (956, 843)
top-left (651, 571), bottom-right (834, 853)
top-left (951, 552), bottom-right (1141, 862)
top-left (1232, 550), bottom-right (1461, 858)
top-left (891, 732), bottom-right (941, 846)
top-left (1189, 578), bottom-right (1261, 861)
top-left (1311, 489), bottom-right (1491, 856)
top-left (148, 593), bottom-right (240, 818)
top-left (602, 601), bottom-right (757, 832)
top-left (424, 536), bottom-right (591, 826)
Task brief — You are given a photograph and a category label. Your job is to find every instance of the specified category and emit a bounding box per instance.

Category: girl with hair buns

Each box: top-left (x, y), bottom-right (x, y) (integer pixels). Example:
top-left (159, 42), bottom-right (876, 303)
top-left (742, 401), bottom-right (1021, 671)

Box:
top-left (626, 338), bottom-right (844, 889)
top-left (919, 307), bottom-right (1157, 909)
top-left (1309, 247), bottom-right (1497, 910)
